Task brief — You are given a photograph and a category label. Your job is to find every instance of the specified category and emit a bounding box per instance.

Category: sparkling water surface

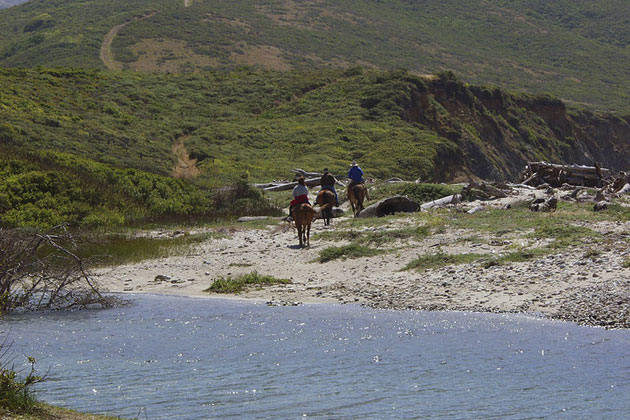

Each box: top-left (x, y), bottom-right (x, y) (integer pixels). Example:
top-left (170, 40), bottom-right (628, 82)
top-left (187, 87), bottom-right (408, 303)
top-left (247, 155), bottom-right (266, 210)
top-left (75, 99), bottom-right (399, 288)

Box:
top-left (3, 294), bottom-right (629, 419)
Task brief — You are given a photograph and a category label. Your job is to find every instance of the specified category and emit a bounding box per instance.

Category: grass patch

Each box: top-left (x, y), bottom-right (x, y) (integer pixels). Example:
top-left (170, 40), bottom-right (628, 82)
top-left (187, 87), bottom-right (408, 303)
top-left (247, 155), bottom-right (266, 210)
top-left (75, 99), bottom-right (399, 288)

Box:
top-left (314, 225), bottom-right (432, 245)
top-left (0, 403), bottom-right (126, 419)
top-left (582, 249), bottom-right (601, 260)
top-left (77, 232), bottom-right (216, 267)
top-left (528, 223), bottom-right (600, 249)
top-left (482, 248), bottom-right (549, 268)
top-left (404, 252), bottom-right (486, 271)
top-left (204, 272), bottom-right (291, 294)
top-left (450, 201), bottom-right (603, 243)
top-left (318, 244), bottom-right (382, 262)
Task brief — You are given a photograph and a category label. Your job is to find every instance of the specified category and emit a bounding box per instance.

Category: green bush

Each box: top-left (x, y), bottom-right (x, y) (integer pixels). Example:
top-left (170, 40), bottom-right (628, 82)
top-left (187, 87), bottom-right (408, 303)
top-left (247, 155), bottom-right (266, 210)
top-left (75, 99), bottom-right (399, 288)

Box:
top-left (0, 340), bottom-right (43, 414)
top-left (399, 183), bottom-right (461, 203)
top-left (318, 244), bottom-right (381, 262)
top-left (205, 272), bottom-right (291, 294)
top-left (404, 252), bottom-right (485, 271)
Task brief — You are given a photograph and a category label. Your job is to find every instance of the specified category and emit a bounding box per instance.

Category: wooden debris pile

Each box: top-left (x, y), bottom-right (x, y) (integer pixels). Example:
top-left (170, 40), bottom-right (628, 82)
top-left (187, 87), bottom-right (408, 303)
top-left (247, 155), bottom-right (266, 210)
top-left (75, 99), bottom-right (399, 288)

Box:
top-left (254, 169), bottom-right (346, 192)
top-left (519, 162), bottom-right (610, 188)
top-left (461, 180), bottom-right (510, 201)
top-left (530, 196), bottom-right (557, 212)
top-left (601, 171), bottom-right (630, 195)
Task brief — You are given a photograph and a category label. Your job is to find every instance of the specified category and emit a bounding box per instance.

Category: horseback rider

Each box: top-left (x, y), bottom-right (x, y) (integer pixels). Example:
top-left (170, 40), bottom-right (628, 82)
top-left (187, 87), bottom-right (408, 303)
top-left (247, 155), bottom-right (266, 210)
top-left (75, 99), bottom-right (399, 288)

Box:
top-left (347, 161), bottom-right (369, 205)
top-left (320, 168), bottom-right (339, 207)
top-left (348, 161), bottom-right (364, 186)
top-left (288, 176), bottom-right (310, 219)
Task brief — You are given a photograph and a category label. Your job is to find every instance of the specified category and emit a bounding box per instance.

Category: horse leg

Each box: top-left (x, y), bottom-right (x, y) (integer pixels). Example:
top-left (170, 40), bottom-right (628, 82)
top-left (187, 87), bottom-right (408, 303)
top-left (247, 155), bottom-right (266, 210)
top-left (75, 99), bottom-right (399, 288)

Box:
top-left (306, 222), bottom-right (311, 247)
top-left (297, 224), bottom-right (303, 247)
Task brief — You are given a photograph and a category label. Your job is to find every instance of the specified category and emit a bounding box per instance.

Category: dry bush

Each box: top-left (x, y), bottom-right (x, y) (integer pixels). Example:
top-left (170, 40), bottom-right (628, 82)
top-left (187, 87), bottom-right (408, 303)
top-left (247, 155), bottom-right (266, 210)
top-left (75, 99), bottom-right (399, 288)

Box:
top-left (0, 225), bottom-right (119, 313)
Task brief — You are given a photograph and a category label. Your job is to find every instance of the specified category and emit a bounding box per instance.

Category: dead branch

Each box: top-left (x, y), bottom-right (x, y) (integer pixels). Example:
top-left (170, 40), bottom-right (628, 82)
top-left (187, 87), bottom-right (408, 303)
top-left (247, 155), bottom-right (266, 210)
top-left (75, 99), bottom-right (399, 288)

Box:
top-left (0, 225), bottom-right (120, 313)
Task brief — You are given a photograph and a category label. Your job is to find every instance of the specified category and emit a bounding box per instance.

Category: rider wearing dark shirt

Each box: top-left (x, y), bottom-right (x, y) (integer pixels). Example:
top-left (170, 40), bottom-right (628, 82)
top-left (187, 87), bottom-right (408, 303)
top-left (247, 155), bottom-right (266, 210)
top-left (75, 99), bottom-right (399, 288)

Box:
top-left (320, 168), bottom-right (339, 206)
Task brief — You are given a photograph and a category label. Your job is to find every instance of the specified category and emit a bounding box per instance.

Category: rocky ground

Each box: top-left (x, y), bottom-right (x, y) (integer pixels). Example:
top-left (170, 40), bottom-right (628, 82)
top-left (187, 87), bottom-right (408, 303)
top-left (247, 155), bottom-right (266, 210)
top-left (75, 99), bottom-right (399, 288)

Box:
top-left (95, 186), bottom-right (630, 329)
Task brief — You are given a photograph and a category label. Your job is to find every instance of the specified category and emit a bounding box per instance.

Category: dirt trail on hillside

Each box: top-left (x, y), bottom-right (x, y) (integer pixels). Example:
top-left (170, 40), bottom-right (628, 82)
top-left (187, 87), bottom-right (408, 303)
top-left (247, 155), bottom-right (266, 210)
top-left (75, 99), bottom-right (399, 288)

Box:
top-left (96, 188), bottom-right (630, 329)
top-left (172, 135), bottom-right (200, 178)
top-left (100, 12), bottom-right (157, 70)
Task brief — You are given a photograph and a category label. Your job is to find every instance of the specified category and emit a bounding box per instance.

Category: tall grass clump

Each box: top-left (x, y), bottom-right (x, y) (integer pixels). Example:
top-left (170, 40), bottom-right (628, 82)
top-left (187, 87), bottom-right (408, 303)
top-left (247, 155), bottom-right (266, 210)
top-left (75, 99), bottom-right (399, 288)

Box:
top-left (205, 272), bottom-right (291, 294)
top-left (404, 252), bottom-right (486, 271)
top-left (78, 232), bottom-right (216, 267)
top-left (0, 337), bottom-right (43, 414)
top-left (318, 244), bottom-right (381, 262)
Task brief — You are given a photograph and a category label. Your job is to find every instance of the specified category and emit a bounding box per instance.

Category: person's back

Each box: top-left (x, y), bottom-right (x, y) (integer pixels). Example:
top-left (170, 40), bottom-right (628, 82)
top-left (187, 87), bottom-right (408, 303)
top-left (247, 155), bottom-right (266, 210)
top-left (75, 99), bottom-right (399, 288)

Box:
top-left (288, 176), bottom-right (309, 220)
top-left (292, 182), bottom-right (308, 199)
top-left (320, 168), bottom-right (338, 206)
top-left (320, 171), bottom-right (336, 188)
top-left (348, 162), bottom-right (364, 184)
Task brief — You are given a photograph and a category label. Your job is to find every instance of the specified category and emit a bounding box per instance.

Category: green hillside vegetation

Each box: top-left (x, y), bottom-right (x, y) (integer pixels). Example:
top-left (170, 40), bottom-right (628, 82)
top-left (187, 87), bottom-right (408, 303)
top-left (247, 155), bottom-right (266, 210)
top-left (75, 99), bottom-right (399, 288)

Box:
top-left (0, 0), bottom-right (628, 111)
top-left (0, 67), bottom-right (458, 184)
top-left (1, 66), bottom-right (629, 229)
top-left (0, 143), bottom-right (279, 228)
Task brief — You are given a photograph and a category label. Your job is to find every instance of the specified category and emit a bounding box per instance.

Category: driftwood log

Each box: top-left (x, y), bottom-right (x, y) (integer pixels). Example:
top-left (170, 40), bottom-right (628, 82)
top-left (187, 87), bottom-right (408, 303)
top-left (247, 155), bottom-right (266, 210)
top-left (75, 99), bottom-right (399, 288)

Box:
top-left (262, 177), bottom-right (322, 192)
top-left (462, 181), bottom-right (509, 201)
top-left (519, 162), bottom-right (610, 188)
top-left (256, 169), bottom-right (347, 191)
top-left (292, 169), bottom-right (348, 181)
top-left (420, 194), bottom-right (460, 211)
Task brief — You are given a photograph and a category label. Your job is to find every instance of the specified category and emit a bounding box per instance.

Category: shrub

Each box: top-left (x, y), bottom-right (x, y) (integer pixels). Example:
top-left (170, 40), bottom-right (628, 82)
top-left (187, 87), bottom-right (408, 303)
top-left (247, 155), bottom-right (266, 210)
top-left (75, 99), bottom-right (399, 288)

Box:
top-left (404, 252), bottom-right (485, 271)
top-left (318, 244), bottom-right (381, 262)
top-left (399, 183), bottom-right (460, 203)
top-left (205, 272), bottom-right (291, 294)
top-left (0, 337), bottom-right (43, 414)
top-left (0, 226), bottom-right (120, 313)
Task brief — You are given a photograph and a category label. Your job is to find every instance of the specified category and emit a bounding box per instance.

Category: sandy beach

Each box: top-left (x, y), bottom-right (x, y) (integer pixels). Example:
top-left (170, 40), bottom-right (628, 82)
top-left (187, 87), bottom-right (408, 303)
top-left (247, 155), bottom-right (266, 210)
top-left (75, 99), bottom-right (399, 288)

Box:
top-left (95, 187), bottom-right (630, 329)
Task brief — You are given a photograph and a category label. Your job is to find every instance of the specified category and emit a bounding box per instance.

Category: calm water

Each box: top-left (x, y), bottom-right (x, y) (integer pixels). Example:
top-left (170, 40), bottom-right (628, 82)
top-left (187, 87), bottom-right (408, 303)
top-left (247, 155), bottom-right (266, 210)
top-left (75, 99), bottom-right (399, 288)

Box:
top-left (2, 294), bottom-right (629, 419)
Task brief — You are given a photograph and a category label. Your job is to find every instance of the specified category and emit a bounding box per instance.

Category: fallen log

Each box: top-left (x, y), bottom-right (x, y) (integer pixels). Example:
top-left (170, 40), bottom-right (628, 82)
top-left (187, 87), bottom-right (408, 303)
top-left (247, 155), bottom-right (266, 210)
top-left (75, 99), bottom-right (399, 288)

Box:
top-left (292, 168), bottom-right (348, 180)
top-left (262, 177), bottom-right (321, 191)
top-left (420, 194), bottom-right (460, 211)
top-left (467, 205), bottom-right (485, 214)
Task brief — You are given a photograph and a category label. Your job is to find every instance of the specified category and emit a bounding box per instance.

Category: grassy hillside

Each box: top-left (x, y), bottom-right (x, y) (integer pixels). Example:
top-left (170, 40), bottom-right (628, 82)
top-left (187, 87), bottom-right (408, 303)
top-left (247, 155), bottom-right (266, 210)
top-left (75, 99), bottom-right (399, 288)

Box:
top-left (1, 66), bottom-right (630, 228)
top-left (0, 67), bottom-right (458, 185)
top-left (0, 0), bottom-right (628, 111)
top-left (2, 66), bottom-right (629, 180)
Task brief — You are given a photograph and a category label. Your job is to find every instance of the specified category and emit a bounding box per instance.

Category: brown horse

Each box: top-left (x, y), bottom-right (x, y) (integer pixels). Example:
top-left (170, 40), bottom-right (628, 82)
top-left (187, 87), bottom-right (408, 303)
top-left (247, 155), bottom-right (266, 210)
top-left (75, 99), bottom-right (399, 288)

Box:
top-left (292, 203), bottom-right (317, 247)
top-left (347, 182), bottom-right (367, 217)
top-left (316, 189), bottom-right (335, 226)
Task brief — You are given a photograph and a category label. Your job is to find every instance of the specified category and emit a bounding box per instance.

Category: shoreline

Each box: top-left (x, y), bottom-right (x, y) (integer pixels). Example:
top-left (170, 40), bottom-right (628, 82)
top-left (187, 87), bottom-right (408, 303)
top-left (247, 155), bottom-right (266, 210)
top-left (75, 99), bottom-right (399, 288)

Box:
top-left (96, 203), bottom-right (630, 329)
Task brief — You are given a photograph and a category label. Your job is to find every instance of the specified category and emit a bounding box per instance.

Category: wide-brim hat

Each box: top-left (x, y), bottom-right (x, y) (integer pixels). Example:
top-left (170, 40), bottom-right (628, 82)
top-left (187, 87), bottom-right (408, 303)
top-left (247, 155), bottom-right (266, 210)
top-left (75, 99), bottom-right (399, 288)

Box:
top-left (351, 161), bottom-right (358, 166)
